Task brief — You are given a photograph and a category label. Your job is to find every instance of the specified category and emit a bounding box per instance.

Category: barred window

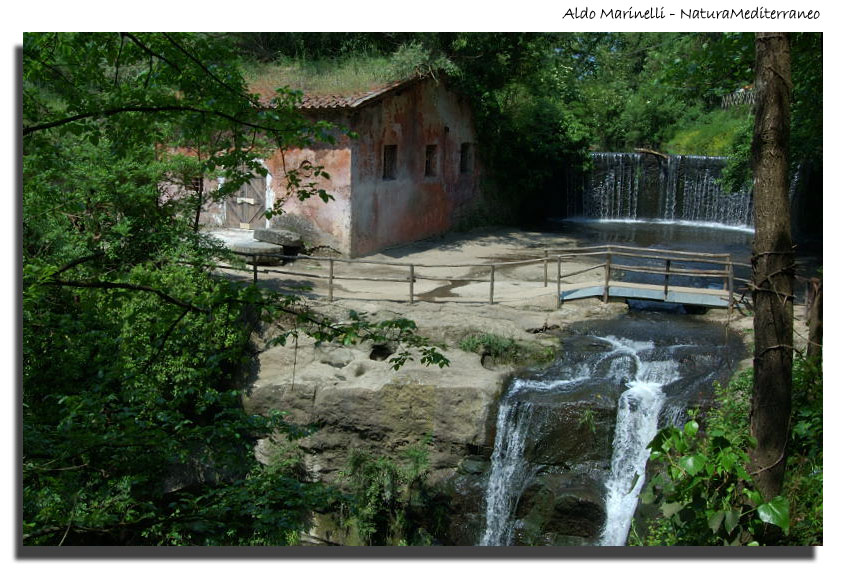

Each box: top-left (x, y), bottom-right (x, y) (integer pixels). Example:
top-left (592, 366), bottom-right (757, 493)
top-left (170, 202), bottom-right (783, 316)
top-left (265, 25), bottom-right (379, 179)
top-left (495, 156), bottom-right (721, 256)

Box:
top-left (459, 142), bottom-right (472, 174)
top-left (425, 145), bottom-right (438, 177)
top-left (383, 145), bottom-right (397, 180)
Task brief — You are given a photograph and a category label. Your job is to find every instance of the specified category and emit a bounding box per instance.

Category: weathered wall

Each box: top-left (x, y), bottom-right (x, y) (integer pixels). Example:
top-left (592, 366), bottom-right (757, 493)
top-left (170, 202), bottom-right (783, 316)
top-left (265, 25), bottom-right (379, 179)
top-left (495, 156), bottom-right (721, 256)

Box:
top-left (349, 79), bottom-right (480, 256)
top-left (196, 79), bottom-right (481, 257)
top-left (265, 128), bottom-right (354, 254)
top-left (192, 126), bottom-right (354, 254)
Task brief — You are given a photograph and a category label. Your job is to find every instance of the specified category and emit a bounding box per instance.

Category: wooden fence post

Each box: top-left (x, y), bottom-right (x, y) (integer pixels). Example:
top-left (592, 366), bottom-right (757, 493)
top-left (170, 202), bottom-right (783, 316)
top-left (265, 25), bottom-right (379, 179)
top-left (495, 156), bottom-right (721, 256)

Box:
top-left (252, 255), bottom-right (258, 285)
top-left (664, 259), bottom-right (671, 300)
top-left (409, 264), bottom-right (415, 303)
top-left (726, 257), bottom-right (734, 322)
top-left (328, 258), bottom-right (334, 302)
top-left (544, 250), bottom-right (549, 287)
top-left (556, 255), bottom-right (562, 304)
top-left (603, 251), bottom-right (611, 303)
top-left (489, 265), bottom-right (495, 305)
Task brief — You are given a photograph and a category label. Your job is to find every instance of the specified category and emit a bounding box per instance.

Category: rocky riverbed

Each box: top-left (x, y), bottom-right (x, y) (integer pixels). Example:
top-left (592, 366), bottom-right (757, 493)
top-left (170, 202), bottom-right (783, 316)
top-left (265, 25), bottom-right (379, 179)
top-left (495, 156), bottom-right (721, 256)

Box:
top-left (226, 226), bottom-right (772, 545)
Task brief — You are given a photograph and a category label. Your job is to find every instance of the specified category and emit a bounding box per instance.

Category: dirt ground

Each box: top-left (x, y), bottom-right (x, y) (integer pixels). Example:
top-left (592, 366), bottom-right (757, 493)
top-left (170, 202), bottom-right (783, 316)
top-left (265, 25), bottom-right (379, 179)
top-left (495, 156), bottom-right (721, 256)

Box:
top-left (213, 226), bottom-right (604, 307)
top-left (208, 226), bottom-right (789, 358)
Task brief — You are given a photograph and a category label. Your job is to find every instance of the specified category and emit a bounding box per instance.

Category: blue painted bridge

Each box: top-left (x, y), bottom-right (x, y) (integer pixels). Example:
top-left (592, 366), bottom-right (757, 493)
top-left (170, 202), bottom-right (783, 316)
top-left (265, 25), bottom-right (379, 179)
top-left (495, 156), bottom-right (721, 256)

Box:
top-left (560, 281), bottom-right (731, 308)
top-left (550, 245), bottom-right (746, 311)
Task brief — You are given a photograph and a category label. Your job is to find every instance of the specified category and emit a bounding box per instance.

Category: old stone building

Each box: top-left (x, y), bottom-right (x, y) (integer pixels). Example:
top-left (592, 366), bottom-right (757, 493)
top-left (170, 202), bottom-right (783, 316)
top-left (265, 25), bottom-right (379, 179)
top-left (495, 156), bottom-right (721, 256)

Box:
top-left (199, 75), bottom-right (481, 257)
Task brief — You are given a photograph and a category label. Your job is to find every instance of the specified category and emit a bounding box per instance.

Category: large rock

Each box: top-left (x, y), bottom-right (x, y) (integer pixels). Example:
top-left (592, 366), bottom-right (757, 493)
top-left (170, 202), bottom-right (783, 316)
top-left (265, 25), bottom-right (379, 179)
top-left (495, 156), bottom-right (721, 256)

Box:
top-left (243, 339), bottom-right (509, 483)
top-left (511, 473), bottom-right (607, 546)
top-left (229, 240), bottom-right (286, 265)
top-left (253, 228), bottom-right (303, 253)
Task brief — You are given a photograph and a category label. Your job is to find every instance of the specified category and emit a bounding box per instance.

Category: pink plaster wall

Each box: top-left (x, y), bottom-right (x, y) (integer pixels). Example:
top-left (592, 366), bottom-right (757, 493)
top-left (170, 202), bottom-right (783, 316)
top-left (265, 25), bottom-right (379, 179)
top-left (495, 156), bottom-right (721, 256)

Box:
top-left (349, 79), bottom-right (480, 256)
top-left (196, 78), bottom-right (480, 257)
top-left (264, 139), bottom-right (354, 255)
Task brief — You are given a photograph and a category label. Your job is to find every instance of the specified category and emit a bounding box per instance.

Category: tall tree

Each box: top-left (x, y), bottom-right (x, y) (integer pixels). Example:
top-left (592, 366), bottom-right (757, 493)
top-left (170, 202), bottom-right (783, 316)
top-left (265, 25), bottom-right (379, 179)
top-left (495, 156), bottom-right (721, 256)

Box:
top-left (749, 32), bottom-right (794, 500)
top-left (22, 32), bottom-right (445, 546)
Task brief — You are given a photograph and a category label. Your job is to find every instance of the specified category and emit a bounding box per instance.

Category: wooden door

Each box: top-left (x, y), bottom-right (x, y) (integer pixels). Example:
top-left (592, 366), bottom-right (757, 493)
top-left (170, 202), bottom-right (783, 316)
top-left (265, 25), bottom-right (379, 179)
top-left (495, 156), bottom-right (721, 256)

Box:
top-left (224, 174), bottom-right (267, 229)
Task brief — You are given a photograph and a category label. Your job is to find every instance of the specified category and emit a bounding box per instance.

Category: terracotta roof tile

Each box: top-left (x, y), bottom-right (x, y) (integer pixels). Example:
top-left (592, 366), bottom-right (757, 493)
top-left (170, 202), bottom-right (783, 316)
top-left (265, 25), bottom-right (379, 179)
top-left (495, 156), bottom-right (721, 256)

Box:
top-left (298, 77), bottom-right (423, 110)
top-left (253, 76), bottom-right (425, 111)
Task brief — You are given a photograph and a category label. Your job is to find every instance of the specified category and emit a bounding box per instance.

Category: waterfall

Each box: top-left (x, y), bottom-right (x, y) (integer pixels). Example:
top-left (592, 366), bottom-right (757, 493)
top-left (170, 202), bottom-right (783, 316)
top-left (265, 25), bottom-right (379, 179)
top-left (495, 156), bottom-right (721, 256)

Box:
top-left (590, 153), bottom-right (642, 220)
top-left (599, 381), bottom-right (665, 546)
top-left (479, 395), bottom-right (540, 546)
top-left (577, 153), bottom-right (752, 228)
top-left (480, 368), bottom-right (593, 546)
top-left (479, 328), bottom-right (723, 547)
top-left (597, 338), bottom-right (679, 546)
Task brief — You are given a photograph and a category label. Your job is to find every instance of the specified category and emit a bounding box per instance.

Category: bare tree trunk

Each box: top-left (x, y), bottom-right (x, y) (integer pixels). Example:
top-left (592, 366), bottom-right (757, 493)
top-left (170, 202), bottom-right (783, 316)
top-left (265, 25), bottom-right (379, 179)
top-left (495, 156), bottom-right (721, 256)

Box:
top-left (750, 32), bottom-right (794, 500)
top-left (805, 278), bottom-right (822, 361)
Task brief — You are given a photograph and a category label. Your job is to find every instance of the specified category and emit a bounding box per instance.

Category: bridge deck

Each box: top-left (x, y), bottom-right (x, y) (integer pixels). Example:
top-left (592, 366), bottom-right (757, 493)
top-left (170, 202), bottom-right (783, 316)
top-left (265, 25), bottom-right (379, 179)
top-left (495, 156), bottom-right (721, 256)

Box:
top-left (560, 281), bottom-right (730, 308)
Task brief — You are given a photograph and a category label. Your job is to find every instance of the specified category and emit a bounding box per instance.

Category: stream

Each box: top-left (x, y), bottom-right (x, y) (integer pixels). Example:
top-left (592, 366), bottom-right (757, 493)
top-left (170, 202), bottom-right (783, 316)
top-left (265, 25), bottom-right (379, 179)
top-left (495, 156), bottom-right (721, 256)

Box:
top-left (476, 152), bottom-right (819, 546)
top-left (479, 314), bottom-right (744, 546)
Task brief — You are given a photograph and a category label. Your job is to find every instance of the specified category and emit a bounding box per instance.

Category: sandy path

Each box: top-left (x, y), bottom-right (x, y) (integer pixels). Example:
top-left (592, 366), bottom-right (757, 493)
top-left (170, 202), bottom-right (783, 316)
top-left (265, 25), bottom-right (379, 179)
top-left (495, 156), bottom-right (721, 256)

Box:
top-left (210, 226), bottom-right (608, 309)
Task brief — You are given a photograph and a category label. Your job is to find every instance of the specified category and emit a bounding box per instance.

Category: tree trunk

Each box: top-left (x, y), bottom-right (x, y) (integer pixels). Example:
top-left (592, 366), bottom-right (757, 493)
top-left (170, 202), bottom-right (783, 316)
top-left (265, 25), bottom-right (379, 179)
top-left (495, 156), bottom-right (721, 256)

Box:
top-left (805, 278), bottom-right (822, 361)
top-left (750, 32), bottom-right (794, 500)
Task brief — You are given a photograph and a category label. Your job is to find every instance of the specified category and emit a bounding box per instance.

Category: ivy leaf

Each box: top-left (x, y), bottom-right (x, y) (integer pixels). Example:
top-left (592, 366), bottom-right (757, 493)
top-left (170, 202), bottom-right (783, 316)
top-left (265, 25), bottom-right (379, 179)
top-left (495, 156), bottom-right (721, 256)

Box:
top-left (724, 509), bottom-right (740, 534)
top-left (661, 501), bottom-right (685, 518)
top-left (684, 420), bottom-right (699, 437)
top-left (680, 454), bottom-right (706, 476)
top-left (757, 496), bottom-right (790, 534)
top-left (708, 510), bottom-right (725, 534)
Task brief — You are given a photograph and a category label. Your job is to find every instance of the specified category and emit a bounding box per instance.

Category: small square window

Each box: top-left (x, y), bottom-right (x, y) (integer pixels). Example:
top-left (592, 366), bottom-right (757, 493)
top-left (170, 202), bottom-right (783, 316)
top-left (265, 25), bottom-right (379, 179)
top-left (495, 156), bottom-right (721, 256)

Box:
top-left (460, 142), bottom-right (472, 174)
top-left (383, 145), bottom-right (397, 180)
top-left (425, 145), bottom-right (438, 177)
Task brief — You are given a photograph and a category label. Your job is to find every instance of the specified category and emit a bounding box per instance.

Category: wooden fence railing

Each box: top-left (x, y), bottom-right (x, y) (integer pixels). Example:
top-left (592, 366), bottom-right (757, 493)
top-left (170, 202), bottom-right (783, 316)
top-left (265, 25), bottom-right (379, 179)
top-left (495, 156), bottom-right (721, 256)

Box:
top-left (216, 245), bottom-right (756, 311)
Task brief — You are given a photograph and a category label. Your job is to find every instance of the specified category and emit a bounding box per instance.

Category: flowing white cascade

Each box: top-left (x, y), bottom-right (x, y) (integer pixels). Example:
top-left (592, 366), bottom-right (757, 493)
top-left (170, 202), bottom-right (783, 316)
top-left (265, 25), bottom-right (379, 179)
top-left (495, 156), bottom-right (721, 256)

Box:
top-left (480, 369), bottom-right (592, 546)
top-left (480, 336), bottom-right (684, 546)
top-left (479, 394), bottom-right (537, 546)
top-left (599, 339), bottom-right (679, 546)
top-left (480, 334), bottom-right (690, 546)
top-left (599, 382), bottom-right (666, 546)
top-left (583, 153), bottom-right (753, 228)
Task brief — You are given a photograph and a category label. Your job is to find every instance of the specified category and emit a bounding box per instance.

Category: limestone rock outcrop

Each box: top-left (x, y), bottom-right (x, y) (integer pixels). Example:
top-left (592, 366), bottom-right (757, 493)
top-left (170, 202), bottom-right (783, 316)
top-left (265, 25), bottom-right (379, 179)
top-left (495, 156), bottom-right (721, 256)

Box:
top-left (243, 337), bottom-right (510, 483)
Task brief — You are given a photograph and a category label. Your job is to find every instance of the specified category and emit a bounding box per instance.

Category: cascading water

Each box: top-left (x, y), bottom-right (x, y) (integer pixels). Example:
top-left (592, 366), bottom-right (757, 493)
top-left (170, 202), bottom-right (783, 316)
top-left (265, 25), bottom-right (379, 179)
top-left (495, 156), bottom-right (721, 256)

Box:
top-left (478, 317), bottom-right (742, 547)
top-left (479, 397), bottom-right (539, 546)
top-left (600, 382), bottom-right (665, 546)
top-left (597, 338), bottom-right (679, 546)
top-left (590, 153), bottom-right (642, 220)
top-left (480, 370), bottom-right (591, 546)
top-left (579, 153), bottom-right (753, 228)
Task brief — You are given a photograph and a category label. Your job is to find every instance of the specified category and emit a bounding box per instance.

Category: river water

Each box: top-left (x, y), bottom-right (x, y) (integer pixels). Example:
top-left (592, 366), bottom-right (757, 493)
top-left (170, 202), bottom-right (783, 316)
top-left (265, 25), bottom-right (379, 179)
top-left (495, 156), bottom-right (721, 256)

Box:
top-left (477, 152), bottom-right (821, 545)
top-left (479, 311), bottom-right (745, 546)
top-left (479, 219), bottom-right (753, 546)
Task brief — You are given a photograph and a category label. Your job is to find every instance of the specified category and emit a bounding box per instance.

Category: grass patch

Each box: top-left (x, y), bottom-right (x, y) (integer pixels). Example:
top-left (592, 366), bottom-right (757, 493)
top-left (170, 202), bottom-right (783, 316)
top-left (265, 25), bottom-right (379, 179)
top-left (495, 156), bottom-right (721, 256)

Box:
top-left (665, 108), bottom-right (752, 157)
top-left (241, 44), bottom-right (445, 97)
top-left (458, 332), bottom-right (556, 367)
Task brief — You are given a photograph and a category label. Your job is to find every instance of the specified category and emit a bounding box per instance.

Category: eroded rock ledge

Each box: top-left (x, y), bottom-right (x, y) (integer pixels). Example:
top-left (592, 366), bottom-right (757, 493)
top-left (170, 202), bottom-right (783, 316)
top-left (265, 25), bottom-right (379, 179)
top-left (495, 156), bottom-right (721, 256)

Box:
top-left (241, 295), bottom-right (629, 544)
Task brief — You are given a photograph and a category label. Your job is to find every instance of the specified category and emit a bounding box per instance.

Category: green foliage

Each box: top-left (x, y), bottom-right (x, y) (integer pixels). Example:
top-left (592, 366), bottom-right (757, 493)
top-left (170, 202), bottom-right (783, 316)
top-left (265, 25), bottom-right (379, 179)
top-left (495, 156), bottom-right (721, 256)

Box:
top-left (243, 42), bottom-right (455, 98)
top-left (641, 416), bottom-right (787, 545)
top-left (233, 32), bottom-right (427, 63)
top-left (781, 355), bottom-right (823, 545)
top-left (458, 332), bottom-right (555, 367)
top-left (22, 32), bottom-right (448, 546)
top-left (336, 440), bottom-right (445, 546)
top-left (567, 33), bottom-right (696, 151)
top-left (665, 108), bottom-right (753, 157)
top-left (441, 33), bottom-right (591, 223)
top-left (669, 32), bottom-right (822, 190)
top-left (578, 407), bottom-right (598, 435)
top-left (642, 356), bottom-right (823, 546)
top-left (718, 116), bottom-right (756, 193)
